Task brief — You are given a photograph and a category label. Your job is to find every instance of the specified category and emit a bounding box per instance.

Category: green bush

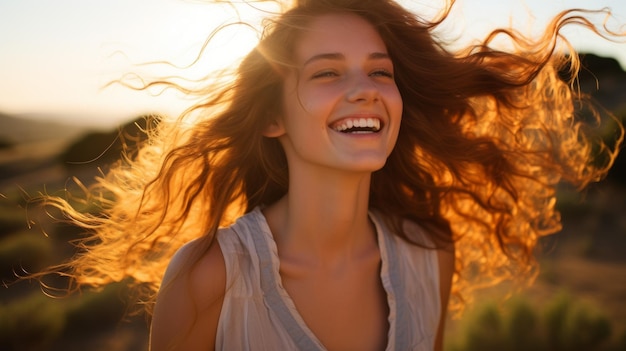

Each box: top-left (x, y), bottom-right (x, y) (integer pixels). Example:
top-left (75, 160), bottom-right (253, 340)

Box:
top-left (63, 282), bottom-right (128, 334)
top-left (448, 292), bottom-right (615, 351)
top-left (0, 283), bottom-right (135, 349)
top-left (0, 292), bottom-right (66, 351)
top-left (462, 303), bottom-right (506, 351)
top-left (507, 299), bottom-right (542, 351)
top-left (0, 201), bottom-right (27, 237)
top-left (0, 231), bottom-right (54, 280)
top-left (545, 293), bottom-right (612, 351)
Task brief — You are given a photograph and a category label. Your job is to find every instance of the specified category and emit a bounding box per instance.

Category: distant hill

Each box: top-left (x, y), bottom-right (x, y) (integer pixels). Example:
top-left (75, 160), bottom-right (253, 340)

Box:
top-left (578, 54), bottom-right (626, 80)
top-left (59, 116), bottom-right (159, 171)
top-left (575, 54), bottom-right (626, 184)
top-left (567, 53), bottom-right (626, 111)
top-left (0, 112), bottom-right (88, 145)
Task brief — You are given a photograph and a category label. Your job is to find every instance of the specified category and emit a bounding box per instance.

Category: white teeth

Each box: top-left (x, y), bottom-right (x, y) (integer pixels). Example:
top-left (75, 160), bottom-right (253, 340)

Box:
top-left (331, 118), bottom-right (381, 133)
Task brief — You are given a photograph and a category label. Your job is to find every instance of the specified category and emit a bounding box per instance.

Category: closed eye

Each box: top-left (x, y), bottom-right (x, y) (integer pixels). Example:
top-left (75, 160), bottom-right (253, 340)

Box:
top-left (312, 70), bottom-right (339, 79)
top-left (370, 69), bottom-right (393, 78)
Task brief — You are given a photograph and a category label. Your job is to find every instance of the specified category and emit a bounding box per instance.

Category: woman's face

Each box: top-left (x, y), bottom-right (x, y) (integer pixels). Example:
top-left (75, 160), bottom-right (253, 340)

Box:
top-left (269, 12), bottom-right (403, 174)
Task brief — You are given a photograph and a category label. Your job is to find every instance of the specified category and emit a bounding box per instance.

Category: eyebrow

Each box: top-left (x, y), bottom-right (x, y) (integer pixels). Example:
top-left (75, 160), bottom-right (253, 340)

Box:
top-left (303, 52), bottom-right (391, 66)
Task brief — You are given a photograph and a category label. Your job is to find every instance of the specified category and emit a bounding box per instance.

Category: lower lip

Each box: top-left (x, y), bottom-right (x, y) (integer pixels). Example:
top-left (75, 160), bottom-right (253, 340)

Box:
top-left (330, 128), bottom-right (383, 138)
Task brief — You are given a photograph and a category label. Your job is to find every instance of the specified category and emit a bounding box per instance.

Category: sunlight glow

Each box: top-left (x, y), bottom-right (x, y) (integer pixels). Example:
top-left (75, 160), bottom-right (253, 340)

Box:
top-left (94, 1), bottom-right (269, 126)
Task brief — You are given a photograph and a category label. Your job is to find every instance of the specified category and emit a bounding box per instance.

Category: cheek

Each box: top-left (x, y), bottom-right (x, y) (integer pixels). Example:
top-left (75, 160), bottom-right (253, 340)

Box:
top-left (299, 86), bottom-right (338, 114)
top-left (385, 86), bottom-right (403, 120)
top-left (386, 87), bottom-right (403, 149)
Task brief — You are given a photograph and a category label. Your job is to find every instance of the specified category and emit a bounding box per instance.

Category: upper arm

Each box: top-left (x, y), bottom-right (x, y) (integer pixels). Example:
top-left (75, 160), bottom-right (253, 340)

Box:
top-left (149, 239), bottom-right (226, 351)
top-left (434, 244), bottom-right (455, 351)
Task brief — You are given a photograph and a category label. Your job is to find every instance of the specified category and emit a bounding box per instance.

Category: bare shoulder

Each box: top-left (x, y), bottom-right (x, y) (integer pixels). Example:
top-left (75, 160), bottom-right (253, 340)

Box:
top-left (150, 237), bottom-right (226, 351)
top-left (159, 237), bottom-right (226, 309)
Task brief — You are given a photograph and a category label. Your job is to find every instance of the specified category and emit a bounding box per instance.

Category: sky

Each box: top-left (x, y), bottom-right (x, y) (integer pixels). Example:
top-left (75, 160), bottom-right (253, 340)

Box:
top-left (0, 0), bottom-right (625, 128)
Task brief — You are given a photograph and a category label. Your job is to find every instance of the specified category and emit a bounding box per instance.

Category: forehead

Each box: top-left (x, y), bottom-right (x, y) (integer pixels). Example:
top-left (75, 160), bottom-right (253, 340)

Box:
top-left (294, 13), bottom-right (388, 63)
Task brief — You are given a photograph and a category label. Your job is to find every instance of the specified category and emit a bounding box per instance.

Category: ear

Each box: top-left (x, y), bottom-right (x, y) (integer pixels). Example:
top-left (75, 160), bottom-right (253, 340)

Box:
top-left (262, 119), bottom-right (285, 138)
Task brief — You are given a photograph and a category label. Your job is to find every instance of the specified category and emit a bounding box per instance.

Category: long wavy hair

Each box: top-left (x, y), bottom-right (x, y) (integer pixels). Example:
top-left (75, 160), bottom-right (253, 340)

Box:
top-left (36, 0), bottom-right (623, 313)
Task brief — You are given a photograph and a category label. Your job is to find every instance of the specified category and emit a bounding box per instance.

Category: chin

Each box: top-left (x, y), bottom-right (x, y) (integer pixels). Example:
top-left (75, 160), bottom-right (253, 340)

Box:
top-left (340, 158), bottom-right (388, 173)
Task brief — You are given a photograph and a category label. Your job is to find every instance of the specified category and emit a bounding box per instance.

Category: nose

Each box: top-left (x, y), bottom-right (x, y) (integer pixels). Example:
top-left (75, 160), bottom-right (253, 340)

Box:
top-left (345, 72), bottom-right (379, 103)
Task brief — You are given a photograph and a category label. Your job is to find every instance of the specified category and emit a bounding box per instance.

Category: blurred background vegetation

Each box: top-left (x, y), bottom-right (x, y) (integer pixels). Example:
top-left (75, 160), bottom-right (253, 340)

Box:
top-left (0, 54), bottom-right (625, 350)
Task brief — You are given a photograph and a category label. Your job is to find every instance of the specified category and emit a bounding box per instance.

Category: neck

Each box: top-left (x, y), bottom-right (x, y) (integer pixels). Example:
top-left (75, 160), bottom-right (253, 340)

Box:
top-left (263, 166), bottom-right (377, 267)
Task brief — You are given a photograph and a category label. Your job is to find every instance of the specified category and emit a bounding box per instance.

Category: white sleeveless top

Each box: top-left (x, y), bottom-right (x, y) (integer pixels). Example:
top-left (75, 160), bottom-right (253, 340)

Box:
top-left (215, 207), bottom-right (441, 350)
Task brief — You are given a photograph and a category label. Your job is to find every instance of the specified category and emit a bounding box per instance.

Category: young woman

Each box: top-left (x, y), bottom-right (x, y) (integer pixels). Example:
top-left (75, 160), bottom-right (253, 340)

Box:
top-left (149, 9), bottom-right (453, 350)
top-left (38, 0), bottom-right (623, 350)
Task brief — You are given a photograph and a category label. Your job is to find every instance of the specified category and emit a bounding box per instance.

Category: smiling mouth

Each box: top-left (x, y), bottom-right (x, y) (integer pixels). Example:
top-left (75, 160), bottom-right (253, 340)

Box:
top-left (330, 117), bottom-right (382, 134)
